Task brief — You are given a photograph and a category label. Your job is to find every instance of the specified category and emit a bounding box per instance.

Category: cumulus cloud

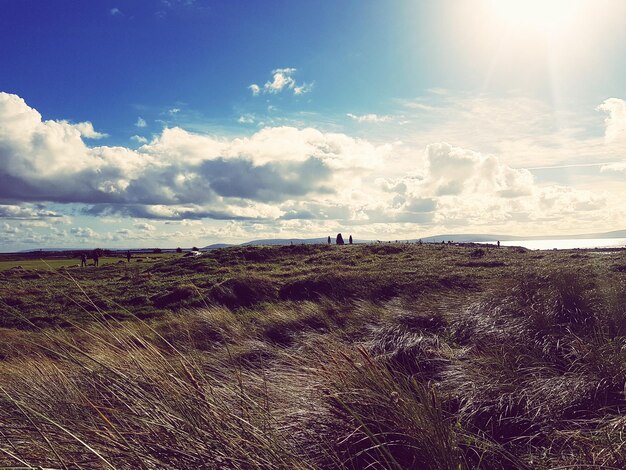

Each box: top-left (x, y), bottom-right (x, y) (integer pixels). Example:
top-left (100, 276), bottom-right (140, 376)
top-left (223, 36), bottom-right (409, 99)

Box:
top-left (422, 143), bottom-right (534, 198)
top-left (71, 121), bottom-right (108, 139)
top-left (131, 135), bottom-right (148, 144)
top-left (598, 98), bottom-right (626, 143)
top-left (347, 113), bottom-right (392, 123)
top-left (249, 68), bottom-right (313, 96)
top-left (0, 92), bottom-right (389, 220)
top-left (70, 227), bottom-right (98, 239)
top-left (1, 91), bottom-right (622, 240)
top-left (0, 204), bottom-right (63, 219)
top-left (135, 117), bottom-right (147, 128)
top-left (363, 142), bottom-right (608, 230)
top-left (134, 222), bottom-right (156, 231)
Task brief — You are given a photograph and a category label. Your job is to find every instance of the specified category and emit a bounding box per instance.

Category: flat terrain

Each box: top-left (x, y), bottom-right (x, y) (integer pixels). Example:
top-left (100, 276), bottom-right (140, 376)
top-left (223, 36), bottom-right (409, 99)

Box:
top-left (0, 252), bottom-right (176, 272)
top-left (1, 243), bottom-right (625, 468)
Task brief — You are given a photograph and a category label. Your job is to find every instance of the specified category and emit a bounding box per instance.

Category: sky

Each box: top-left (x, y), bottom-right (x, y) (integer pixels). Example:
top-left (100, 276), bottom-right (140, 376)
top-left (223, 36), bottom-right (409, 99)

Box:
top-left (1, 0), bottom-right (626, 251)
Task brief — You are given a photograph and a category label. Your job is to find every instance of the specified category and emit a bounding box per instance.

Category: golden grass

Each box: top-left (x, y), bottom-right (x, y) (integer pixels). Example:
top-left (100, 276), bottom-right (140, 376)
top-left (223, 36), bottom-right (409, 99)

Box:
top-left (1, 252), bottom-right (626, 468)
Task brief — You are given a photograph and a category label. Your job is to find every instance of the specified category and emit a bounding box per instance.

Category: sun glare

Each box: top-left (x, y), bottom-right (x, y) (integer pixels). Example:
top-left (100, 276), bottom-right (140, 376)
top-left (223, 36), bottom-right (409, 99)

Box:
top-left (489, 0), bottom-right (584, 34)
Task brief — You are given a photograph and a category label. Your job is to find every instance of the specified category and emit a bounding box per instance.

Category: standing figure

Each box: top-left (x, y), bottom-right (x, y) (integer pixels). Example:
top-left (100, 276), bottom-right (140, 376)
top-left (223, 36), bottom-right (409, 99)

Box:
top-left (80, 253), bottom-right (87, 267)
top-left (93, 251), bottom-right (100, 267)
top-left (126, 250), bottom-right (131, 262)
top-left (327, 236), bottom-right (331, 245)
top-left (336, 233), bottom-right (345, 245)
top-left (497, 240), bottom-right (501, 248)
top-left (349, 235), bottom-right (353, 245)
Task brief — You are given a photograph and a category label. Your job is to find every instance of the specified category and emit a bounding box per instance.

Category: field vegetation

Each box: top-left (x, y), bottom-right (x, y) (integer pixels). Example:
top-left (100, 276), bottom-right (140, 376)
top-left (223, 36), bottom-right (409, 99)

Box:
top-left (1, 243), bottom-right (625, 468)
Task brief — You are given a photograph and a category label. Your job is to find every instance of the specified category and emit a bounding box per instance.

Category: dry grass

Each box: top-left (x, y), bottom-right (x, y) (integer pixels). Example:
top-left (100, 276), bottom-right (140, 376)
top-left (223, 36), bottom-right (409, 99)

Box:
top-left (1, 246), bottom-right (625, 468)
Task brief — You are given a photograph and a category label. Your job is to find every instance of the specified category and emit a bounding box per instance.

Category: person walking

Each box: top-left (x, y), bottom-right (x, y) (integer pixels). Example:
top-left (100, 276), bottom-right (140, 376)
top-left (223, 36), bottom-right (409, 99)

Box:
top-left (80, 253), bottom-right (87, 267)
top-left (93, 251), bottom-right (99, 267)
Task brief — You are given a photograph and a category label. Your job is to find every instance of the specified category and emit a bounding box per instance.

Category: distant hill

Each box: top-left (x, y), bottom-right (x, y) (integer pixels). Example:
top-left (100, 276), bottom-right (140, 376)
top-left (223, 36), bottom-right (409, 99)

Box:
top-left (243, 237), bottom-right (332, 246)
top-left (203, 243), bottom-right (235, 250)
top-left (202, 237), bottom-right (371, 250)
top-left (9, 230), bottom-right (626, 255)
top-left (201, 230), bottom-right (626, 250)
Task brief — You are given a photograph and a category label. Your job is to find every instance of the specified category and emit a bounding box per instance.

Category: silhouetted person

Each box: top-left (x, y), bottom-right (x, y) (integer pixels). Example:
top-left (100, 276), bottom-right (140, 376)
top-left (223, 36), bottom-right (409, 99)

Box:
top-left (327, 236), bottom-right (331, 245)
top-left (126, 250), bottom-right (131, 262)
top-left (497, 240), bottom-right (501, 248)
top-left (336, 233), bottom-right (345, 245)
top-left (93, 251), bottom-right (99, 267)
top-left (80, 253), bottom-right (87, 267)
top-left (349, 235), bottom-right (353, 245)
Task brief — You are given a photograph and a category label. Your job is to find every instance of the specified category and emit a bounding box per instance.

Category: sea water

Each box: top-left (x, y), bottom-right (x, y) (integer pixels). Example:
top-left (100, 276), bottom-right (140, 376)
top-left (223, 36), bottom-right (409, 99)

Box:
top-left (497, 238), bottom-right (626, 250)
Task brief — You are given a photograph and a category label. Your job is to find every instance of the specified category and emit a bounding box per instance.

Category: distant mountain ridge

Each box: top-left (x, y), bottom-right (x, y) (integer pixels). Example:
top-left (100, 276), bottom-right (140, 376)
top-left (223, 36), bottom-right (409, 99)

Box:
top-left (202, 229), bottom-right (626, 249)
top-left (7, 230), bottom-right (624, 254)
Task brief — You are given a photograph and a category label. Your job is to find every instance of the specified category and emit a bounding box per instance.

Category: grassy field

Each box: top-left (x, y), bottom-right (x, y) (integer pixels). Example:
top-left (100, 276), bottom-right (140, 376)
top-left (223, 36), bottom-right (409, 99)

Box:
top-left (0, 243), bottom-right (625, 468)
top-left (0, 252), bottom-right (178, 272)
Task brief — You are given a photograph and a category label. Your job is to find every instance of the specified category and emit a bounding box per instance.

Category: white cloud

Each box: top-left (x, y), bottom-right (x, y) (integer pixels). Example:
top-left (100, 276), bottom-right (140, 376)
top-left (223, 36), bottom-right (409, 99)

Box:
top-left (1, 91), bottom-right (624, 240)
top-left (597, 98), bottom-right (626, 143)
top-left (0, 204), bottom-right (63, 220)
top-left (248, 84), bottom-right (260, 96)
top-left (109, 7), bottom-right (121, 16)
top-left (134, 222), bottom-right (156, 231)
top-left (249, 68), bottom-right (313, 96)
top-left (70, 121), bottom-right (107, 139)
top-left (264, 67), bottom-right (296, 93)
top-left (168, 108), bottom-right (181, 115)
top-left (394, 93), bottom-right (617, 170)
top-left (422, 143), bottom-right (534, 198)
top-left (224, 126), bottom-right (392, 169)
top-left (237, 114), bottom-right (255, 124)
top-left (135, 117), bottom-right (147, 128)
top-left (131, 135), bottom-right (148, 144)
top-left (347, 113), bottom-right (392, 123)
top-left (294, 83), bottom-right (314, 95)
top-left (70, 227), bottom-right (98, 239)
top-left (0, 92), bottom-right (382, 221)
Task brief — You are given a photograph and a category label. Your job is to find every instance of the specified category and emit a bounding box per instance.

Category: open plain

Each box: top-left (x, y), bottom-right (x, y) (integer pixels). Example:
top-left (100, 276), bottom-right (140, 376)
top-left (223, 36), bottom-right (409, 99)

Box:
top-left (1, 243), bottom-right (626, 468)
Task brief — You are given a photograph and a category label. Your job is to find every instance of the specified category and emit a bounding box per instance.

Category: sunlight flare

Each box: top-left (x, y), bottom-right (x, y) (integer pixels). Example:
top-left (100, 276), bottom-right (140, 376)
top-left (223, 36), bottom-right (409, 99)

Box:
top-left (488, 0), bottom-right (584, 33)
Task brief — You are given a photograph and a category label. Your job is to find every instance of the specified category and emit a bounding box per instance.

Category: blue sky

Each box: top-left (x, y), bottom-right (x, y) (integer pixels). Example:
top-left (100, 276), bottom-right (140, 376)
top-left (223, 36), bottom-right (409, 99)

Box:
top-left (1, 0), bottom-right (626, 251)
